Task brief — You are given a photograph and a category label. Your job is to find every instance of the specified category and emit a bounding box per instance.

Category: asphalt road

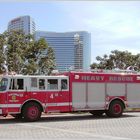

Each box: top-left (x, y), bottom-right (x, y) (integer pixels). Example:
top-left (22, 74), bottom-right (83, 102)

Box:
top-left (0, 112), bottom-right (140, 140)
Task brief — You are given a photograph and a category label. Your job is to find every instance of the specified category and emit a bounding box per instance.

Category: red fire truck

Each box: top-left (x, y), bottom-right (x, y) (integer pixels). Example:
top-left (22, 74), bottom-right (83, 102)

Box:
top-left (0, 70), bottom-right (140, 121)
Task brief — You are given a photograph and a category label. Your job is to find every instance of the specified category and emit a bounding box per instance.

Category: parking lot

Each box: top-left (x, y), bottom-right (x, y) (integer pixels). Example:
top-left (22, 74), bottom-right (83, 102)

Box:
top-left (0, 112), bottom-right (140, 140)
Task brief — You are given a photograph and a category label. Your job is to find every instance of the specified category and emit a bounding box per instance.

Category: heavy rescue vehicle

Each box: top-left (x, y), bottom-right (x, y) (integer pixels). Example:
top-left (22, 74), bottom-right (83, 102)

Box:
top-left (0, 70), bottom-right (140, 121)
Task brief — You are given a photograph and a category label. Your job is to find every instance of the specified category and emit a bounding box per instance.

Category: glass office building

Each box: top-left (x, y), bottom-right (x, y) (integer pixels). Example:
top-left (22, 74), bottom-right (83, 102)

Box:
top-left (8, 15), bottom-right (35, 35)
top-left (35, 31), bottom-right (91, 72)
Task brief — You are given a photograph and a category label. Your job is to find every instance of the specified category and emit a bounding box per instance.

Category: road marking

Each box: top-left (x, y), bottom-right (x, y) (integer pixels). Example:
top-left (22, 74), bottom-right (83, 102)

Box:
top-left (18, 123), bottom-right (137, 140)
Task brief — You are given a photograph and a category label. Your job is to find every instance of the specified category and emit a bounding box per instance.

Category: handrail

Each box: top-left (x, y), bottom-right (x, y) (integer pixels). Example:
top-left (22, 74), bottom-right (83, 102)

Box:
top-left (90, 69), bottom-right (138, 74)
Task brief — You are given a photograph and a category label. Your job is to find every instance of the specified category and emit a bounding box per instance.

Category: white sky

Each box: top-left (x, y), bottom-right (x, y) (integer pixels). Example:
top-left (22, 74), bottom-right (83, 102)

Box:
top-left (1, 1), bottom-right (140, 63)
top-left (59, 1), bottom-right (140, 62)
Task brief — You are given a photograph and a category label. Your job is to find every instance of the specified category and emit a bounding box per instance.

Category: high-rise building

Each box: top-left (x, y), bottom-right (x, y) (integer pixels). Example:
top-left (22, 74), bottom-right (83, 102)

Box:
top-left (35, 31), bottom-right (91, 72)
top-left (8, 15), bottom-right (35, 35)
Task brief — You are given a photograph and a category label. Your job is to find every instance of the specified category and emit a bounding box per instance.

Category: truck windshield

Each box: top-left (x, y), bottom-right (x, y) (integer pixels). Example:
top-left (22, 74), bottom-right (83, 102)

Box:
top-left (0, 78), bottom-right (8, 91)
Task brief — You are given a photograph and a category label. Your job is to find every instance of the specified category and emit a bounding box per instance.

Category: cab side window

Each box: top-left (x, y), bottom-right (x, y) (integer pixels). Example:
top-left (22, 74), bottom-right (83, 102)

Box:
top-left (61, 79), bottom-right (68, 90)
top-left (47, 79), bottom-right (58, 90)
top-left (39, 79), bottom-right (45, 90)
top-left (10, 79), bottom-right (24, 90)
top-left (31, 78), bottom-right (37, 88)
top-left (17, 79), bottom-right (24, 90)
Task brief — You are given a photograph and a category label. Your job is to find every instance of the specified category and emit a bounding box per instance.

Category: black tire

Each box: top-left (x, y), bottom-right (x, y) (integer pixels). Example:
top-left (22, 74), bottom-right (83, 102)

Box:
top-left (106, 100), bottom-right (124, 117)
top-left (90, 110), bottom-right (104, 117)
top-left (22, 102), bottom-right (42, 122)
top-left (11, 114), bottom-right (22, 119)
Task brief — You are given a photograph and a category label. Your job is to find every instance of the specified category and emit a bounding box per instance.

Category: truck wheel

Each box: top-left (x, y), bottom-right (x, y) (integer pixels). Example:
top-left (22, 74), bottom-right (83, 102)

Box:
top-left (22, 102), bottom-right (42, 122)
top-left (106, 100), bottom-right (124, 117)
top-left (90, 110), bottom-right (104, 117)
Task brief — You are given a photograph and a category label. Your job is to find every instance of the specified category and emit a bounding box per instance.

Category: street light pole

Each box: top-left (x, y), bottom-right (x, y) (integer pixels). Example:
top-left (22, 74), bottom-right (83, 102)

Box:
top-left (74, 33), bottom-right (79, 70)
top-left (74, 33), bottom-right (83, 70)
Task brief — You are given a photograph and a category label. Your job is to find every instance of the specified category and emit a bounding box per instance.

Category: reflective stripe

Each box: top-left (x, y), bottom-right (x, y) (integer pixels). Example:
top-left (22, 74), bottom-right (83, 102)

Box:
top-left (46, 102), bottom-right (72, 107)
top-left (0, 102), bottom-right (72, 108)
top-left (0, 104), bottom-right (21, 108)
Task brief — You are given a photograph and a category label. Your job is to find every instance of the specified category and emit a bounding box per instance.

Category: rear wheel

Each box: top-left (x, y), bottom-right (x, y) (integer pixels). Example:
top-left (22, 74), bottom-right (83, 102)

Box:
top-left (90, 110), bottom-right (104, 117)
top-left (22, 102), bottom-right (42, 122)
top-left (106, 100), bottom-right (124, 117)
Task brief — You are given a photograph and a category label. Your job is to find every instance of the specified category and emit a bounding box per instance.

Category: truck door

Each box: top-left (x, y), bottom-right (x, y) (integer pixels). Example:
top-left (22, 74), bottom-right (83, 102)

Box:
top-left (0, 77), bottom-right (9, 115)
top-left (46, 77), bottom-right (70, 112)
top-left (7, 78), bottom-right (25, 113)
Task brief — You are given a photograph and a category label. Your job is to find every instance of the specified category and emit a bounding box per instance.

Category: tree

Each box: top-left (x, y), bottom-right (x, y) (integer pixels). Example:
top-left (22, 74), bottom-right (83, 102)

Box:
top-left (22, 38), bottom-right (47, 74)
top-left (38, 47), bottom-right (56, 75)
top-left (0, 34), bottom-right (6, 73)
top-left (3, 30), bottom-right (30, 74)
top-left (23, 38), bottom-right (56, 75)
top-left (0, 31), bottom-right (56, 75)
top-left (90, 50), bottom-right (140, 71)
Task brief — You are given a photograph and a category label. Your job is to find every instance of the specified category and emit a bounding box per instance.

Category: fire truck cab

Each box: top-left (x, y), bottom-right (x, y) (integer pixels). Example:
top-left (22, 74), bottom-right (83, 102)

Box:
top-left (0, 70), bottom-right (140, 121)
